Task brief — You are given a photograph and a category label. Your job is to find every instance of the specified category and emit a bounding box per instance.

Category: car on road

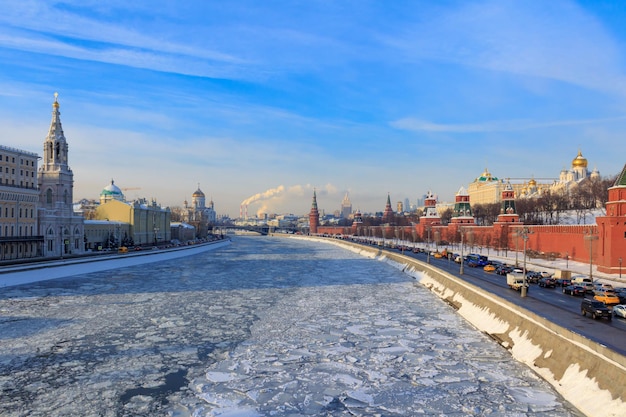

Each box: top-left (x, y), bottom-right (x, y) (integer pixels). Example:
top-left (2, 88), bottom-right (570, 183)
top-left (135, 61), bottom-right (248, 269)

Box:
top-left (581, 298), bottom-right (612, 320)
top-left (526, 271), bottom-right (541, 284)
top-left (594, 290), bottom-right (621, 306)
top-left (555, 278), bottom-right (571, 287)
top-left (613, 304), bottom-right (626, 319)
top-left (581, 282), bottom-right (595, 293)
top-left (538, 277), bottom-right (556, 288)
top-left (594, 283), bottom-right (614, 291)
top-left (540, 271), bottom-right (552, 278)
top-left (495, 265), bottom-right (512, 275)
top-left (563, 285), bottom-right (585, 296)
top-left (614, 288), bottom-right (626, 304)
top-left (483, 264), bottom-right (496, 272)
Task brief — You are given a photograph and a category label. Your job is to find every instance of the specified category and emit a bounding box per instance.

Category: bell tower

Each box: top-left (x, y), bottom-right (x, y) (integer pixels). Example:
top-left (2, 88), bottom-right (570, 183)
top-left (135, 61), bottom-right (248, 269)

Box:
top-left (38, 93), bottom-right (84, 257)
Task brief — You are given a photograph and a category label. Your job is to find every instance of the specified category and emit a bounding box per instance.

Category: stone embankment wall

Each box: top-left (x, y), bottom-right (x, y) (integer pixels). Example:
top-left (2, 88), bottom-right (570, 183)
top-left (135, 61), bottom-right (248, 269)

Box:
top-left (301, 236), bottom-right (626, 417)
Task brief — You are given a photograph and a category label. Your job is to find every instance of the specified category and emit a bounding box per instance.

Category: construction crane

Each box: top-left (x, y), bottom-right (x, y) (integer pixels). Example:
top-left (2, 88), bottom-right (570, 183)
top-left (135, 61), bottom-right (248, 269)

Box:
top-left (122, 187), bottom-right (141, 192)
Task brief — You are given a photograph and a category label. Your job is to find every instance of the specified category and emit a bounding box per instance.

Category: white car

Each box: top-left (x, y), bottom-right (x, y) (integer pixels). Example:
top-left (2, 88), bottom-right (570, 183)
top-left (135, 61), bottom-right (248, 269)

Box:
top-left (595, 283), bottom-right (614, 291)
top-left (540, 271), bottom-right (552, 278)
top-left (613, 304), bottom-right (626, 319)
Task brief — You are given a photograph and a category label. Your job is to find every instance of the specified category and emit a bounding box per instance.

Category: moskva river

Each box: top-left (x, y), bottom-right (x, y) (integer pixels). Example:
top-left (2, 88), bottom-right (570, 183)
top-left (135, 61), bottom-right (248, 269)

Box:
top-left (0, 236), bottom-right (581, 416)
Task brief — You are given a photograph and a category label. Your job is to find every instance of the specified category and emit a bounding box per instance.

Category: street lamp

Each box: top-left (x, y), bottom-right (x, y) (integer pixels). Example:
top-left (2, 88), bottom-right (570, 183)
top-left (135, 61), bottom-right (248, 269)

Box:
top-left (514, 229), bottom-right (520, 267)
top-left (426, 227), bottom-right (431, 264)
top-left (619, 257), bottom-right (623, 278)
top-left (460, 228), bottom-right (465, 275)
top-left (514, 227), bottom-right (533, 298)
top-left (584, 229), bottom-right (598, 284)
top-left (565, 252), bottom-right (569, 269)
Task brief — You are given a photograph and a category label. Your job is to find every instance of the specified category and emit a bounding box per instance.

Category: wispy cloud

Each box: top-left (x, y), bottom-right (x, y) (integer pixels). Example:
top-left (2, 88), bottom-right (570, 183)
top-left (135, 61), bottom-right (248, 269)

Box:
top-left (391, 115), bottom-right (626, 133)
top-left (383, 0), bottom-right (626, 96)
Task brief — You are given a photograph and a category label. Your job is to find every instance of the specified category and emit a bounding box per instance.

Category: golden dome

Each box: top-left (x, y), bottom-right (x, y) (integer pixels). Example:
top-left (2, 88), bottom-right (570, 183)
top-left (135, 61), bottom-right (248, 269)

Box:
top-left (528, 178), bottom-right (537, 186)
top-left (572, 150), bottom-right (588, 168)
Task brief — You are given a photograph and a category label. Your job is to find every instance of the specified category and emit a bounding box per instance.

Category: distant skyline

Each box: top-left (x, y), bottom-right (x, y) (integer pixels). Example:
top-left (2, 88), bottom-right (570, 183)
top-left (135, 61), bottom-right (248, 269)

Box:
top-left (1, 1), bottom-right (625, 218)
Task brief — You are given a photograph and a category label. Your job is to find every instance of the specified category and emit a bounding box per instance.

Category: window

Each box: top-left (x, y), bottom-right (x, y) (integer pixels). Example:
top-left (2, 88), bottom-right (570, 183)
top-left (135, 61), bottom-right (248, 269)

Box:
top-left (46, 189), bottom-right (53, 204)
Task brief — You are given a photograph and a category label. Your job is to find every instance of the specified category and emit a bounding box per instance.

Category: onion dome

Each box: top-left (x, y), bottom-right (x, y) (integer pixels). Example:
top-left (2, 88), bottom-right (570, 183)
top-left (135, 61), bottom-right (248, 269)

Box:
top-left (101, 180), bottom-right (123, 197)
top-left (192, 188), bottom-right (205, 198)
top-left (100, 179), bottom-right (125, 202)
top-left (528, 177), bottom-right (537, 187)
top-left (572, 150), bottom-right (588, 168)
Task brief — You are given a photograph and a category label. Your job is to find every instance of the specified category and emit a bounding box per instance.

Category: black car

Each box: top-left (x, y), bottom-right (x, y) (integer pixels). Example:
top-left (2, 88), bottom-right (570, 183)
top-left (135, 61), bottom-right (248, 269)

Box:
top-left (495, 265), bottom-right (512, 275)
top-left (555, 278), bottom-right (571, 287)
top-left (538, 277), bottom-right (556, 288)
top-left (581, 298), bottom-right (612, 320)
top-left (563, 285), bottom-right (585, 296)
top-left (526, 271), bottom-right (541, 284)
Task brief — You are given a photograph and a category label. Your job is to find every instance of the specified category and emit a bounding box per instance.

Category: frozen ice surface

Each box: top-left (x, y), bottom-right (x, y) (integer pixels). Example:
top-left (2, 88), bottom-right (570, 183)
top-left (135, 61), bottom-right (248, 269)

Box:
top-left (0, 236), bottom-right (581, 416)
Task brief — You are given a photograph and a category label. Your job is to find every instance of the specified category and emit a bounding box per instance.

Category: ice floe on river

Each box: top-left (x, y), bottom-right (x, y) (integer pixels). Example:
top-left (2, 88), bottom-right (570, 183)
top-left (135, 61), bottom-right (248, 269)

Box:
top-left (0, 236), bottom-right (581, 416)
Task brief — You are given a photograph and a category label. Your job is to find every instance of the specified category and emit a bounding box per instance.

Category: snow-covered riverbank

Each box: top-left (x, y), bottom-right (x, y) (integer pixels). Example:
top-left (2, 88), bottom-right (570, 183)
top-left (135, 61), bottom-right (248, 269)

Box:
top-left (0, 239), bottom-right (231, 288)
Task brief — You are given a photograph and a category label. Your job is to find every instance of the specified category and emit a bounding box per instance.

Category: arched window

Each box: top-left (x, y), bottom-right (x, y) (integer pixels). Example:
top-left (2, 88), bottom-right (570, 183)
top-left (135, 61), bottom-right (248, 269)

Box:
top-left (64, 190), bottom-right (69, 205)
top-left (46, 189), bottom-right (53, 204)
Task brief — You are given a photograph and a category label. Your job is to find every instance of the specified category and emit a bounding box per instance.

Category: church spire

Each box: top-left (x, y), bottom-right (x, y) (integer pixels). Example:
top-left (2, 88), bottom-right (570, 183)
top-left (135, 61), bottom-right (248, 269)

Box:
top-left (43, 92), bottom-right (69, 169)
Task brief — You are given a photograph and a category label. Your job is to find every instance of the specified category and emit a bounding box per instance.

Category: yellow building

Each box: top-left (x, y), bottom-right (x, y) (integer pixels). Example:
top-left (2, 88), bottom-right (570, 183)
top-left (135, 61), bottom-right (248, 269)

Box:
top-left (83, 220), bottom-right (130, 251)
top-left (468, 150), bottom-right (598, 205)
top-left (95, 197), bottom-right (171, 246)
top-left (467, 168), bottom-right (503, 205)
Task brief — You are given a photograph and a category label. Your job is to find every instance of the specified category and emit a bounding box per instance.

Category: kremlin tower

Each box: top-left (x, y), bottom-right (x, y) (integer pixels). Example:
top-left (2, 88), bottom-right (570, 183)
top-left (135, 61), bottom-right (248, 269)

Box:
top-left (381, 193), bottom-right (394, 224)
top-left (309, 190), bottom-right (320, 234)
top-left (596, 164), bottom-right (626, 274)
top-left (450, 186), bottom-right (474, 225)
top-left (496, 180), bottom-right (520, 223)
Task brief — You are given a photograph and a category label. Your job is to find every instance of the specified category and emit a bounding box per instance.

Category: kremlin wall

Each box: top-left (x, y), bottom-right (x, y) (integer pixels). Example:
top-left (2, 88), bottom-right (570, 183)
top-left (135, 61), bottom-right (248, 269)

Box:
top-left (312, 161), bottom-right (626, 276)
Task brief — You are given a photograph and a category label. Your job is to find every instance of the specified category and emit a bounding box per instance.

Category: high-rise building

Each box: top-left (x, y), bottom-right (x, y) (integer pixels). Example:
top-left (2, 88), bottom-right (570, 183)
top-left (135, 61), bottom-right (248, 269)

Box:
top-left (37, 93), bottom-right (85, 257)
top-left (340, 192), bottom-right (352, 218)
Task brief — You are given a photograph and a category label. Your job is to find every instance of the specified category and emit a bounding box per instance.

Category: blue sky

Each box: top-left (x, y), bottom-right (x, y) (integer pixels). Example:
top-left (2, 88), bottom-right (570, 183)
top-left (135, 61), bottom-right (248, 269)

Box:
top-left (1, 0), bottom-right (625, 218)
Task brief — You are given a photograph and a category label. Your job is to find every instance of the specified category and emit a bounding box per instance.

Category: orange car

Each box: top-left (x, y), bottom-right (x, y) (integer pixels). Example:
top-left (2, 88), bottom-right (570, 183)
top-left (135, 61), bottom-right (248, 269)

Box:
top-left (594, 290), bottom-right (620, 306)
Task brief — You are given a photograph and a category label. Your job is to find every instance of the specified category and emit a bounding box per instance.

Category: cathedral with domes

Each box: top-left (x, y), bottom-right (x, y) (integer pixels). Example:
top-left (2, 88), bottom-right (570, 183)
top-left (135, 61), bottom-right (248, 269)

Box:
top-left (172, 186), bottom-right (217, 239)
top-left (468, 150), bottom-right (600, 205)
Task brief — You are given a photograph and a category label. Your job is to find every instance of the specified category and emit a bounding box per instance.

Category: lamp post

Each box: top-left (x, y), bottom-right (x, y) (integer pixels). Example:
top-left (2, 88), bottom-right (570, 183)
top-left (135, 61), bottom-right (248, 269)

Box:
top-left (514, 227), bottom-right (533, 298)
top-left (584, 229), bottom-right (598, 284)
top-left (619, 257), bottom-right (623, 278)
top-left (514, 229), bottom-right (520, 267)
top-left (565, 252), bottom-right (569, 269)
top-left (426, 227), bottom-right (431, 264)
top-left (460, 228), bottom-right (465, 275)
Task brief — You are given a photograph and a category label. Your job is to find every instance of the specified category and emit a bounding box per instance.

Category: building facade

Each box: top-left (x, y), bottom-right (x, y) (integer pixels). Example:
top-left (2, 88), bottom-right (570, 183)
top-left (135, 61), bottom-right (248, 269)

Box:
top-left (0, 145), bottom-right (41, 260)
top-left (37, 93), bottom-right (85, 257)
top-left (95, 198), bottom-right (171, 246)
top-left (467, 150), bottom-right (600, 205)
top-left (175, 186), bottom-right (216, 239)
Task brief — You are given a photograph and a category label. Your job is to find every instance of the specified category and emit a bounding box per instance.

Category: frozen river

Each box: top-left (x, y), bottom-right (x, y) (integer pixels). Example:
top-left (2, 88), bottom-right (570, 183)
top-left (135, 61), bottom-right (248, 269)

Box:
top-left (0, 236), bottom-right (581, 416)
